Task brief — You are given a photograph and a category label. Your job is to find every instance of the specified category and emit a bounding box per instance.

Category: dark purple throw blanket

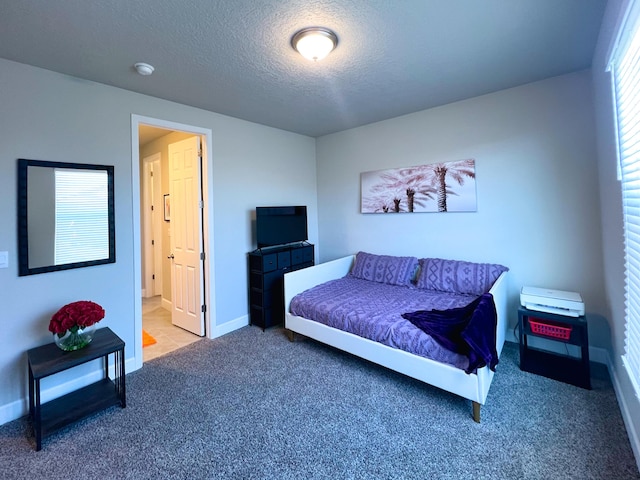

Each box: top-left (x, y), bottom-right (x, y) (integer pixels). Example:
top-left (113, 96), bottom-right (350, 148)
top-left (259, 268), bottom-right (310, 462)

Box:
top-left (401, 293), bottom-right (498, 374)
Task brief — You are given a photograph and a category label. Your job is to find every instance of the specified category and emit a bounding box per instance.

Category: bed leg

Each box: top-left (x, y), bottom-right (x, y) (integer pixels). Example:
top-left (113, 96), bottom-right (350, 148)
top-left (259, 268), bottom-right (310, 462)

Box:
top-left (286, 329), bottom-right (295, 342)
top-left (472, 402), bottom-right (481, 423)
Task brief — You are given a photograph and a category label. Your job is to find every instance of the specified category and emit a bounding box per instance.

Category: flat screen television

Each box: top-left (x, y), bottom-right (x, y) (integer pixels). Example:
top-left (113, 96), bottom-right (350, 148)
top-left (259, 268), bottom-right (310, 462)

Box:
top-left (256, 206), bottom-right (308, 248)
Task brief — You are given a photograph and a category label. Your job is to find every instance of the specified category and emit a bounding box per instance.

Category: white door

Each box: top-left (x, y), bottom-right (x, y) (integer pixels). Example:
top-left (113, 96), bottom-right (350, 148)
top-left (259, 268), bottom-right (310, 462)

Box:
top-left (142, 153), bottom-right (163, 297)
top-left (168, 136), bottom-right (205, 336)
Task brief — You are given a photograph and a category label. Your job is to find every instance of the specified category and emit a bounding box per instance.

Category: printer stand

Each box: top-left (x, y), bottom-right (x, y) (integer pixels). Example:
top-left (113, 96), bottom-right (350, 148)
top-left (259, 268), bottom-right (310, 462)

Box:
top-left (518, 307), bottom-right (591, 389)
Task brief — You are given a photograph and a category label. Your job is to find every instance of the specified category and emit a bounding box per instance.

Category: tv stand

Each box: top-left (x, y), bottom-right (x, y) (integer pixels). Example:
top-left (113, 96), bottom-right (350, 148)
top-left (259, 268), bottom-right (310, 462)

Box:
top-left (249, 242), bottom-right (314, 329)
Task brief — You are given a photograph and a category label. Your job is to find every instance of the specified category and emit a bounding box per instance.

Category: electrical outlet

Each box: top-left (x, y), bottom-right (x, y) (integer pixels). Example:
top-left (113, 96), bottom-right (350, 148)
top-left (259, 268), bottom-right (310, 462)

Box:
top-left (0, 251), bottom-right (8, 269)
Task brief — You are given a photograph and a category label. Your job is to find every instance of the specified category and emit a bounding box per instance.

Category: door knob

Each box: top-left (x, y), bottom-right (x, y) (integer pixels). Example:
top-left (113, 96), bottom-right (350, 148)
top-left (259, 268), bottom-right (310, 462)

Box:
top-left (167, 254), bottom-right (174, 259)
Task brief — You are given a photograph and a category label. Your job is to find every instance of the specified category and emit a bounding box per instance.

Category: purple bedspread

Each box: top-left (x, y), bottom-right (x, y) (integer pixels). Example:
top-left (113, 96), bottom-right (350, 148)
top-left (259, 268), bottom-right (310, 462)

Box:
top-left (289, 277), bottom-right (480, 371)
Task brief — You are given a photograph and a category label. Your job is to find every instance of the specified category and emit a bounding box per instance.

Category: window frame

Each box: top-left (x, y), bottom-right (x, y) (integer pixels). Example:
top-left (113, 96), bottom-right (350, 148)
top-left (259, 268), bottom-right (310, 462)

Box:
top-left (609, 0), bottom-right (640, 397)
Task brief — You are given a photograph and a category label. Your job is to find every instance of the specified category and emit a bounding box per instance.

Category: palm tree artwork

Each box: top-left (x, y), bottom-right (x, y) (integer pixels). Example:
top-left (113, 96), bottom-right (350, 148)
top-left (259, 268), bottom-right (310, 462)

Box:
top-left (360, 159), bottom-right (476, 213)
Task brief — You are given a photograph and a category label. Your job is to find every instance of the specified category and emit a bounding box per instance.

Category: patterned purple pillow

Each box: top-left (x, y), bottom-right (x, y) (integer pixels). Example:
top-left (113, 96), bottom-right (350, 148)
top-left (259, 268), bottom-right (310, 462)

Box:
top-left (416, 258), bottom-right (508, 295)
top-left (349, 252), bottom-right (419, 286)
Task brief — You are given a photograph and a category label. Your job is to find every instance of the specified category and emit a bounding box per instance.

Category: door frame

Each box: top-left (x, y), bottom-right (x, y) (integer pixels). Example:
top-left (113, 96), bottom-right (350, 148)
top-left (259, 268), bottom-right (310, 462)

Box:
top-left (131, 115), bottom-right (216, 370)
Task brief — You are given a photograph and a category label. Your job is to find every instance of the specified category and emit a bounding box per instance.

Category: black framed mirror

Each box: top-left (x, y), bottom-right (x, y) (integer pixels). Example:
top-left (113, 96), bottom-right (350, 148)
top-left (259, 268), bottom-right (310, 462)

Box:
top-left (17, 159), bottom-right (116, 276)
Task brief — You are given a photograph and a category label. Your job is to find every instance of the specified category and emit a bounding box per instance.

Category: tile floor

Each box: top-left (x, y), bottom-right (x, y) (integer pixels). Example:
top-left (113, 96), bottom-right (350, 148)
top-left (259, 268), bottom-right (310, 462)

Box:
top-left (142, 296), bottom-right (201, 362)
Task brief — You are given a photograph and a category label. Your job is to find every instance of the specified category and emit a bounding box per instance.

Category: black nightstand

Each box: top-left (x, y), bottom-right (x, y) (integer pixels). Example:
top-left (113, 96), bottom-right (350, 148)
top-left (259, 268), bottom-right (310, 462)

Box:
top-left (248, 243), bottom-right (314, 329)
top-left (518, 307), bottom-right (591, 389)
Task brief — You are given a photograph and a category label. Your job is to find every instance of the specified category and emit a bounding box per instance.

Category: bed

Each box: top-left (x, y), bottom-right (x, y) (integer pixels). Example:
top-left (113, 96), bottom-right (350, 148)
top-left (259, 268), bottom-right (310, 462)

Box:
top-left (284, 253), bottom-right (509, 422)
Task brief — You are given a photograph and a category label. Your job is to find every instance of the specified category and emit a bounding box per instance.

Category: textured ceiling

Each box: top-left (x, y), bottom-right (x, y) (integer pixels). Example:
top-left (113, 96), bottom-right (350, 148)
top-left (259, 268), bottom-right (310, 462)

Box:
top-left (0, 0), bottom-right (607, 137)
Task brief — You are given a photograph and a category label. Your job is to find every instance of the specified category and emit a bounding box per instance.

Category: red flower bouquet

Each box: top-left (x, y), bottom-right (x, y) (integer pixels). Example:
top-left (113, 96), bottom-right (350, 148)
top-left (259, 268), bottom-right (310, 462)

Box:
top-left (49, 301), bottom-right (105, 351)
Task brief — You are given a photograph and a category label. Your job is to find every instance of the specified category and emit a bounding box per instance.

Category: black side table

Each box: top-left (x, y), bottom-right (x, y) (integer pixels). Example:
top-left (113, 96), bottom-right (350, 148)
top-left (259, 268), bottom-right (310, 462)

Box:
top-left (27, 327), bottom-right (126, 450)
top-left (518, 307), bottom-right (591, 389)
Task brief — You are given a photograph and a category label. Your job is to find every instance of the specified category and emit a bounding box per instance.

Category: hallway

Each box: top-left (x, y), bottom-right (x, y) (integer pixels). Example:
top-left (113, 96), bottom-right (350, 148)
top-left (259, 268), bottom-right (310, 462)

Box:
top-left (142, 296), bottom-right (201, 362)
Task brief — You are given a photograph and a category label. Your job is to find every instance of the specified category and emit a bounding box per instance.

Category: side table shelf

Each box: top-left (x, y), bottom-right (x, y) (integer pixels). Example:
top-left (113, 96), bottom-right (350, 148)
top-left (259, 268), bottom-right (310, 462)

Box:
top-left (27, 327), bottom-right (126, 451)
top-left (518, 307), bottom-right (591, 390)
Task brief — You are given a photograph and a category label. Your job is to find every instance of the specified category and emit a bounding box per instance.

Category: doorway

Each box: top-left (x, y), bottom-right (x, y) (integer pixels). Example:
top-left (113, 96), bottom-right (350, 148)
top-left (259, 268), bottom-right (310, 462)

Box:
top-left (131, 115), bottom-right (215, 369)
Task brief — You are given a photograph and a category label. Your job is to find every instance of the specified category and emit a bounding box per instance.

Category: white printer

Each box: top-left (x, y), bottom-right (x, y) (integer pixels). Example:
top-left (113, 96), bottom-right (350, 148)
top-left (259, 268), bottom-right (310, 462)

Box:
top-left (520, 286), bottom-right (585, 317)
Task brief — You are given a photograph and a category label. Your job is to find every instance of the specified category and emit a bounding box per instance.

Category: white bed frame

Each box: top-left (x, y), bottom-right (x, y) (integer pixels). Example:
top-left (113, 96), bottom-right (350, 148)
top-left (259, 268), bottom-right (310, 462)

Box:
top-left (284, 255), bottom-right (509, 422)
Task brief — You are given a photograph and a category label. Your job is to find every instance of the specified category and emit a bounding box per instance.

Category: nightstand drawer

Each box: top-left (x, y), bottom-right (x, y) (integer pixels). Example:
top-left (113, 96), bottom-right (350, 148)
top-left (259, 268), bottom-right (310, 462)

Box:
top-left (278, 251), bottom-right (291, 269)
top-left (292, 245), bottom-right (313, 264)
top-left (249, 252), bottom-right (278, 272)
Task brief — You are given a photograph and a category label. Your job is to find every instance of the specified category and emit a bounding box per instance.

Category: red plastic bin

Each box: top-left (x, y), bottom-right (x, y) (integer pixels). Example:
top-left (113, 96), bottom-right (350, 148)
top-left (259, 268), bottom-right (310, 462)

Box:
top-left (528, 318), bottom-right (572, 340)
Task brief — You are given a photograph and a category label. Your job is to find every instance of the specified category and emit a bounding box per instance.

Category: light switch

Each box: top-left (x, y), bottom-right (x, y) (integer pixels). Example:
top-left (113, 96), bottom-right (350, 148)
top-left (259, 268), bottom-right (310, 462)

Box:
top-left (0, 251), bottom-right (7, 269)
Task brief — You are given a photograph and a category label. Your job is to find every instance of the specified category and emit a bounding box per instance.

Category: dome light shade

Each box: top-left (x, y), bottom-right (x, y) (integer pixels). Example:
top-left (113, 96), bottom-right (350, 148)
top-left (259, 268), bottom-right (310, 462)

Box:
top-left (291, 27), bottom-right (338, 61)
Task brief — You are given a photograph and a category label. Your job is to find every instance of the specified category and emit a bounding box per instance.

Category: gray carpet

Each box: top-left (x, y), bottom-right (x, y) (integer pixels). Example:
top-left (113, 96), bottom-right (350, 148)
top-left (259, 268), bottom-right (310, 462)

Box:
top-left (1, 326), bottom-right (638, 479)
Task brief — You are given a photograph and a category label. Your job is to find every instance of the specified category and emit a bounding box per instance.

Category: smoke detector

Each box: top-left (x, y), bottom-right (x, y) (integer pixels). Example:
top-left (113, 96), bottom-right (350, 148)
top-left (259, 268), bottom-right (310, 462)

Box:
top-left (134, 62), bottom-right (154, 76)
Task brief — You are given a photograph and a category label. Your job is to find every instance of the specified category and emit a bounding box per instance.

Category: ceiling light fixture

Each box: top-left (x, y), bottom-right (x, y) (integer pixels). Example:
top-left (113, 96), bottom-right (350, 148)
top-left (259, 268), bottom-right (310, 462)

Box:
top-left (291, 27), bottom-right (338, 61)
top-left (134, 62), bottom-right (154, 76)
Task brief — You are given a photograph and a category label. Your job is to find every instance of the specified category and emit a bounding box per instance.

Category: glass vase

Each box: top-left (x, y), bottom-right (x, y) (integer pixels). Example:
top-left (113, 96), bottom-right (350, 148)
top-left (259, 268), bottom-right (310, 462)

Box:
top-left (53, 324), bottom-right (96, 351)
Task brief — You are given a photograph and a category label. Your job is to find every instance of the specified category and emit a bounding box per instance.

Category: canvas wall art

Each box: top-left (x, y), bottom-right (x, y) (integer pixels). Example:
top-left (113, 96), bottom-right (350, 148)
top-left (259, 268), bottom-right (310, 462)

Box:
top-left (360, 159), bottom-right (477, 214)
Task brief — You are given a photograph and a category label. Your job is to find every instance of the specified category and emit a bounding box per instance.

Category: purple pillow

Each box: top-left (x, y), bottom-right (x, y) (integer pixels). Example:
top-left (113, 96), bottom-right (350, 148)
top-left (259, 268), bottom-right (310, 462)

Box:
top-left (349, 252), bottom-right (419, 286)
top-left (416, 258), bottom-right (508, 295)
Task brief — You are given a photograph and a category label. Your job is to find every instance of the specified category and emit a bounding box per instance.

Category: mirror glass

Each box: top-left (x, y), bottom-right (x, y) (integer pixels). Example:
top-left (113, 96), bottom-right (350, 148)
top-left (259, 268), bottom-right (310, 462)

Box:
top-left (18, 159), bottom-right (116, 276)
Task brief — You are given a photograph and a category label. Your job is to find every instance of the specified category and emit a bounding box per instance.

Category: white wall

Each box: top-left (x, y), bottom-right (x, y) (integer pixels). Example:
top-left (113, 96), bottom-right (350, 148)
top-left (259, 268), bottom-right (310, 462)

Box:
top-left (592, 0), bottom-right (640, 466)
top-left (0, 58), bottom-right (316, 424)
top-left (316, 71), bottom-right (606, 341)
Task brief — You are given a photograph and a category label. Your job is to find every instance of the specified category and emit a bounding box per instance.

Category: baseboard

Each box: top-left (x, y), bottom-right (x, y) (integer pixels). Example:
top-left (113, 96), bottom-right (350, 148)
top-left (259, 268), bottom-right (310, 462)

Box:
top-left (161, 297), bottom-right (172, 311)
top-left (0, 356), bottom-right (137, 427)
top-left (588, 345), bottom-right (609, 365)
top-left (605, 350), bottom-right (640, 473)
top-left (211, 314), bottom-right (249, 338)
top-left (0, 398), bottom-right (27, 427)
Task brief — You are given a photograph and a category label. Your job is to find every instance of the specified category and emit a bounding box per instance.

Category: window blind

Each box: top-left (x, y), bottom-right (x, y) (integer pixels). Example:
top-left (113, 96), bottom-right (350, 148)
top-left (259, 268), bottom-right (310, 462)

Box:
top-left (55, 169), bottom-right (109, 265)
top-left (613, 2), bottom-right (640, 397)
